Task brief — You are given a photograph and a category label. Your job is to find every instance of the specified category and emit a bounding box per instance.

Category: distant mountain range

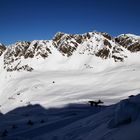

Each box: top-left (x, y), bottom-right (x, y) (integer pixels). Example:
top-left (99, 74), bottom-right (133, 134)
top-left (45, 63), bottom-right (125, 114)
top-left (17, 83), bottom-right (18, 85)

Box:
top-left (0, 32), bottom-right (140, 72)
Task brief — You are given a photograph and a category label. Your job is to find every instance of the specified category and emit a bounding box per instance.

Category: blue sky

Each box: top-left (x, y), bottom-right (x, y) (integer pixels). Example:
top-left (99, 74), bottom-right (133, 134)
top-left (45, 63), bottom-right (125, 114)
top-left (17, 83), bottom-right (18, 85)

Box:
top-left (0, 0), bottom-right (140, 45)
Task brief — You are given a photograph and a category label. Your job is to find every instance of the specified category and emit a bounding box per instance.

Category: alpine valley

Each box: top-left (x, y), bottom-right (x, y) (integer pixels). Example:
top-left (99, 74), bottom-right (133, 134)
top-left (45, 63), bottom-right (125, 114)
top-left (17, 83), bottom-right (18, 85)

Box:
top-left (0, 31), bottom-right (140, 140)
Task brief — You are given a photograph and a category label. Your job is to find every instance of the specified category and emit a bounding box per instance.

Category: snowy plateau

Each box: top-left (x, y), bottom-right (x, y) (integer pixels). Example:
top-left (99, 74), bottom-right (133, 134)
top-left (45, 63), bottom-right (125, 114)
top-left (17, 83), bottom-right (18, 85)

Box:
top-left (0, 31), bottom-right (140, 140)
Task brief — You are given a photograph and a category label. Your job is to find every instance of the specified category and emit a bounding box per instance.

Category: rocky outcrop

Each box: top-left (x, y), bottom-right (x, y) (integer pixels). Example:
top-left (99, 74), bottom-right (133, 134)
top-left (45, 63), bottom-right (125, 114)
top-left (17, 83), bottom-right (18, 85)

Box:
top-left (101, 32), bottom-right (112, 40)
top-left (3, 40), bottom-right (53, 71)
top-left (53, 32), bottom-right (81, 57)
top-left (53, 32), bottom-right (127, 62)
top-left (115, 34), bottom-right (140, 52)
top-left (0, 43), bottom-right (6, 56)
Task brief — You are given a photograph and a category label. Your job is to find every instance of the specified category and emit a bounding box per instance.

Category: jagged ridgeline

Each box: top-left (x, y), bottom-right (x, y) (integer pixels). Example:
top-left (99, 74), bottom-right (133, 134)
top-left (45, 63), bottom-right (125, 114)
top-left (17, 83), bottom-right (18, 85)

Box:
top-left (0, 32), bottom-right (140, 72)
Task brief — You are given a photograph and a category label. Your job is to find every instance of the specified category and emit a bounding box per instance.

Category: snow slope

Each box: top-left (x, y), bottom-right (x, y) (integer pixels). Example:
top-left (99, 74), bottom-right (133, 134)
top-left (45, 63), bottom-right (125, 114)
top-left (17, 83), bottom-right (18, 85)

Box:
top-left (0, 52), bottom-right (140, 114)
top-left (0, 31), bottom-right (140, 139)
top-left (0, 94), bottom-right (140, 140)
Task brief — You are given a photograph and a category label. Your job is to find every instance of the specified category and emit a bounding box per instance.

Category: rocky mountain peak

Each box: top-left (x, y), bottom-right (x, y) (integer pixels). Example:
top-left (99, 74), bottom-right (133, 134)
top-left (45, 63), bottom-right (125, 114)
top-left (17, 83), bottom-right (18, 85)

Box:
top-left (100, 32), bottom-right (113, 40)
top-left (115, 34), bottom-right (140, 52)
top-left (0, 31), bottom-right (140, 72)
top-left (3, 40), bottom-right (53, 72)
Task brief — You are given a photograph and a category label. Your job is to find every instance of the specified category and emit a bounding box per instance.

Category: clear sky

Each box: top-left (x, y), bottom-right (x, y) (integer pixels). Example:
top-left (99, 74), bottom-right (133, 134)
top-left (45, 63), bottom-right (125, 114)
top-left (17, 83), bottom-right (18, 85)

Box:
top-left (0, 0), bottom-right (140, 45)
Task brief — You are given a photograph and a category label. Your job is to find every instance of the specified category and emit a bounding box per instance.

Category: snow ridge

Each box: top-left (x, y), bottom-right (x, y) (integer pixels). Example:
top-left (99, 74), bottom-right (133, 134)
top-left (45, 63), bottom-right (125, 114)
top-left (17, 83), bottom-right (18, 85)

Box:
top-left (1, 31), bottom-right (140, 72)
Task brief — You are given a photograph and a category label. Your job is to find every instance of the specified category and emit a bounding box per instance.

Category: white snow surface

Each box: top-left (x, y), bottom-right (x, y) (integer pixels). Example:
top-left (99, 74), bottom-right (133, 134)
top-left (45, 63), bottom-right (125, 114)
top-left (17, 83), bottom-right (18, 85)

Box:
top-left (0, 52), bottom-right (140, 113)
top-left (0, 32), bottom-right (140, 139)
top-left (0, 52), bottom-right (140, 140)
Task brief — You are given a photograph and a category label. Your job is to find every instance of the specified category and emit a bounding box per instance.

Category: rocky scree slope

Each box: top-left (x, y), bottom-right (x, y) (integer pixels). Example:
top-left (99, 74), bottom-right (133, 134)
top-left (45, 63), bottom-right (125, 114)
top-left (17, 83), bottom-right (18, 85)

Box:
top-left (0, 32), bottom-right (140, 72)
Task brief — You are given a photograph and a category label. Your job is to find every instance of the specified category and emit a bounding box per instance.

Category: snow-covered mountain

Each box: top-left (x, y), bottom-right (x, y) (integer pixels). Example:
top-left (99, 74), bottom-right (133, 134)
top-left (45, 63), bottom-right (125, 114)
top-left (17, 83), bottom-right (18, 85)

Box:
top-left (0, 31), bottom-right (140, 140)
top-left (1, 31), bottom-right (140, 72)
top-left (0, 31), bottom-right (140, 112)
top-left (115, 34), bottom-right (140, 52)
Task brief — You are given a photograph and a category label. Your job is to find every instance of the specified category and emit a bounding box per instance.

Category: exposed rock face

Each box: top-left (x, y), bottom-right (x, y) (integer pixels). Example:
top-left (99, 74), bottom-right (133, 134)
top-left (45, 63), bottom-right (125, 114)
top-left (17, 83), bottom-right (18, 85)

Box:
top-left (115, 34), bottom-right (140, 52)
top-left (4, 40), bottom-right (53, 71)
top-left (53, 32), bottom-right (84, 56)
top-left (53, 32), bottom-right (127, 62)
top-left (95, 43), bottom-right (127, 62)
top-left (101, 32), bottom-right (112, 40)
top-left (0, 32), bottom-right (140, 72)
top-left (53, 32), bottom-right (82, 57)
top-left (0, 43), bottom-right (6, 56)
